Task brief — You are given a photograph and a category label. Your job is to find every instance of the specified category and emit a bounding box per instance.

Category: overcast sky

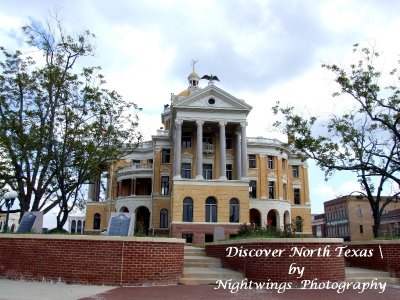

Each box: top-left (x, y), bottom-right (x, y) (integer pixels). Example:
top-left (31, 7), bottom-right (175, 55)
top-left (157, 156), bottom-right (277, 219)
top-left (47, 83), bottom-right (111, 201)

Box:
top-left (1, 0), bottom-right (399, 225)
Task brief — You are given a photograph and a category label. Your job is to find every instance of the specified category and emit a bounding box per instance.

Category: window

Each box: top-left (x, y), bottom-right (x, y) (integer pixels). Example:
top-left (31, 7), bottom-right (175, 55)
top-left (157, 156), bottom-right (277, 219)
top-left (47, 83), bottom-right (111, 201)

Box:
top-left (283, 183), bottom-right (287, 200)
top-left (226, 134), bottom-right (233, 149)
top-left (248, 154), bottom-right (256, 168)
top-left (160, 209), bottom-right (168, 228)
top-left (205, 234), bottom-right (214, 243)
top-left (162, 149), bottom-right (170, 163)
top-left (230, 198), bottom-right (240, 223)
top-left (294, 188), bottom-right (301, 204)
top-left (282, 159), bottom-right (287, 172)
top-left (268, 156), bottom-right (274, 169)
top-left (203, 164), bottom-right (213, 180)
top-left (77, 220), bottom-right (82, 234)
top-left (182, 233), bottom-right (193, 243)
top-left (183, 198), bottom-right (193, 222)
top-left (203, 133), bottom-right (213, 145)
top-left (93, 213), bottom-right (101, 230)
top-left (292, 165), bottom-right (299, 178)
top-left (161, 176), bottom-right (169, 195)
top-left (181, 163), bottom-right (192, 179)
top-left (182, 133), bottom-right (192, 148)
top-left (249, 181), bottom-right (257, 198)
top-left (360, 225), bottom-right (364, 233)
top-left (295, 216), bottom-right (303, 232)
top-left (205, 197), bottom-right (217, 222)
top-left (226, 164), bottom-right (233, 180)
top-left (357, 208), bottom-right (362, 217)
top-left (268, 181), bottom-right (275, 199)
top-left (71, 220), bottom-right (76, 233)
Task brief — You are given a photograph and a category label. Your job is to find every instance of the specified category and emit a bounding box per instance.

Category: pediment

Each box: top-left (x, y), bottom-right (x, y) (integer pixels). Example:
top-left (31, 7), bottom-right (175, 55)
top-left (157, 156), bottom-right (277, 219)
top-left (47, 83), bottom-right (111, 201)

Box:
top-left (173, 85), bottom-right (252, 112)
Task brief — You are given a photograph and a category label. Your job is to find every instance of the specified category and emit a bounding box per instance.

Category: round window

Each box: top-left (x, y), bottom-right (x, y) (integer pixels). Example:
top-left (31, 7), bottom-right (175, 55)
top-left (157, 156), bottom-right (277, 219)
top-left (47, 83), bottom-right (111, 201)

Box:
top-left (208, 98), bottom-right (216, 105)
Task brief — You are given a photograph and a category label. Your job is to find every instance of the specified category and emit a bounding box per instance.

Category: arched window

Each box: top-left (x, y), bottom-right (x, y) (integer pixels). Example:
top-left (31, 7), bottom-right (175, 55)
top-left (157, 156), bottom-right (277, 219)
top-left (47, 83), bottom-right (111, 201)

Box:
top-left (10, 224), bottom-right (15, 232)
top-left (205, 197), bottom-right (217, 222)
top-left (120, 206), bottom-right (129, 212)
top-left (229, 198), bottom-right (240, 223)
top-left (71, 220), bottom-right (76, 233)
top-left (93, 213), bottom-right (101, 230)
top-left (295, 216), bottom-right (303, 232)
top-left (160, 209), bottom-right (168, 228)
top-left (77, 220), bottom-right (82, 234)
top-left (0, 221), bottom-right (3, 231)
top-left (183, 197), bottom-right (193, 222)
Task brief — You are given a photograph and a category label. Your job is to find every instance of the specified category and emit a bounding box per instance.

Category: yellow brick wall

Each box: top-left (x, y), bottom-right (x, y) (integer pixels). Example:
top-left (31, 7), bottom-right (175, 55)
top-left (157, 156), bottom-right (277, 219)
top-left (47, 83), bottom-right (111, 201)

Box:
top-left (291, 206), bottom-right (312, 233)
top-left (152, 198), bottom-right (172, 228)
top-left (85, 202), bottom-right (114, 233)
top-left (172, 183), bottom-right (249, 223)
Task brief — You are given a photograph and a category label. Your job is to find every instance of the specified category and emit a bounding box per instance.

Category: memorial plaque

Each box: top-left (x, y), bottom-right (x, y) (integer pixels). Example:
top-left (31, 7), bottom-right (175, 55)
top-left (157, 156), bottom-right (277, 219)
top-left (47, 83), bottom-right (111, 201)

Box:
top-left (17, 213), bottom-right (37, 233)
top-left (107, 213), bottom-right (135, 236)
top-left (213, 226), bottom-right (225, 242)
top-left (16, 211), bottom-right (43, 233)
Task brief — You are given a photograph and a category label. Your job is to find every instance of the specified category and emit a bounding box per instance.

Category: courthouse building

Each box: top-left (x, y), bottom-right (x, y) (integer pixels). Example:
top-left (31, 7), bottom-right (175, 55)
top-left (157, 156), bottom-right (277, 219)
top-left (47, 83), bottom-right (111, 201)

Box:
top-left (84, 69), bottom-right (312, 243)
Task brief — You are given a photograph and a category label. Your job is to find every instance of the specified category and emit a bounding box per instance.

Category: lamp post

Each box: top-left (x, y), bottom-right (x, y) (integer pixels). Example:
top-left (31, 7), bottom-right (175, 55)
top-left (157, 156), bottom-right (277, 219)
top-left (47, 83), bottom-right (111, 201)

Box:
top-left (3, 190), bottom-right (18, 233)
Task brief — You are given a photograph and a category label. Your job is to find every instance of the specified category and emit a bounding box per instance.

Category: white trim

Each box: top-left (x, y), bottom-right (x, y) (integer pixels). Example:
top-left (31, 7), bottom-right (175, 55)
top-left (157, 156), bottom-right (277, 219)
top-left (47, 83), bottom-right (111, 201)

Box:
top-left (173, 179), bottom-right (249, 187)
top-left (172, 221), bottom-right (241, 225)
top-left (291, 204), bottom-right (311, 209)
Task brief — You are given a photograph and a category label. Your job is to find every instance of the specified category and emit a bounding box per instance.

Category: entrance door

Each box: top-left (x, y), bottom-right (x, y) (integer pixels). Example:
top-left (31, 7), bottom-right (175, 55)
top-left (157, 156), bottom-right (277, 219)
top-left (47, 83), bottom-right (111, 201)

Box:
top-left (135, 206), bottom-right (150, 235)
top-left (267, 210), bottom-right (278, 228)
top-left (249, 209), bottom-right (261, 227)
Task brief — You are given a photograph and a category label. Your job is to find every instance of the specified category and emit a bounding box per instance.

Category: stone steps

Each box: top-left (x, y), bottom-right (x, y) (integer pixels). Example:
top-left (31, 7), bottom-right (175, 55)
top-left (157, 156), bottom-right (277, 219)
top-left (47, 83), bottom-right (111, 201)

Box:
top-left (180, 267), bottom-right (243, 285)
top-left (345, 267), bottom-right (400, 284)
top-left (179, 246), bottom-right (244, 285)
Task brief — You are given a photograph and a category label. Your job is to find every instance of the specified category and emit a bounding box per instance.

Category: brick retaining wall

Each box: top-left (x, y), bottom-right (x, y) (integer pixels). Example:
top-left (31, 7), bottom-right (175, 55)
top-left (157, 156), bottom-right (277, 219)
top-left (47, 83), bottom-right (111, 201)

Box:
top-left (206, 238), bottom-right (345, 282)
top-left (345, 241), bottom-right (400, 278)
top-left (0, 235), bottom-right (184, 286)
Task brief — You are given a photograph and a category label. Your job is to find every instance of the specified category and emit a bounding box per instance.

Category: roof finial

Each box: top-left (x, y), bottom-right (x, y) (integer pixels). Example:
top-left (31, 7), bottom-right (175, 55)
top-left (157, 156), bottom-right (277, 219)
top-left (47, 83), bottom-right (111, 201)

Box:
top-left (191, 59), bottom-right (198, 72)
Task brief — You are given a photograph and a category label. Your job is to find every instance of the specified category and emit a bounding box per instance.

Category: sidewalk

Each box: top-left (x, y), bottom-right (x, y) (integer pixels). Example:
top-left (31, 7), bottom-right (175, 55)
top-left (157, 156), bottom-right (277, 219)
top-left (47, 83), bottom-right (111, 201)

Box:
top-left (0, 279), bottom-right (399, 300)
top-left (0, 279), bottom-right (113, 300)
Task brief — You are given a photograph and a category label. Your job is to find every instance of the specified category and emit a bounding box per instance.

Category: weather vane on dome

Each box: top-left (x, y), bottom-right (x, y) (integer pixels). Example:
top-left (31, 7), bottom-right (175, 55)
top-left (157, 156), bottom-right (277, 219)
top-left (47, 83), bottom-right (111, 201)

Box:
top-left (191, 59), bottom-right (198, 72)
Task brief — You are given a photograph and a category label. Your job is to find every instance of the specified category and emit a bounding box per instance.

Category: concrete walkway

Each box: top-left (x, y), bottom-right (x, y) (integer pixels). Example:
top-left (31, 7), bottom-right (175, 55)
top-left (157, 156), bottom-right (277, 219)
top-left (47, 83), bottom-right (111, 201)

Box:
top-left (0, 279), bottom-right (113, 300)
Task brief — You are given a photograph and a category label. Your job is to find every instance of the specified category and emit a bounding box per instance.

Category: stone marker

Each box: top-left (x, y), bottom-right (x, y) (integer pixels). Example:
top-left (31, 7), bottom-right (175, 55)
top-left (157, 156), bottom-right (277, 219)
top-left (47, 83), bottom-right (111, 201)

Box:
top-left (17, 211), bottom-right (43, 233)
top-left (107, 213), bottom-right (135, 236)
top-left (213, 226), bottom-right (225, 242)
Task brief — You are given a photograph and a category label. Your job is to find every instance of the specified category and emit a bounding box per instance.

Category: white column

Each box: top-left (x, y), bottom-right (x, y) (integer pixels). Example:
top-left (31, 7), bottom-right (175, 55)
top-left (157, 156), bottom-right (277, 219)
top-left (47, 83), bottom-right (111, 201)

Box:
top-left (219, 121), bottom-right (227, 180)
top-left (235, 130), bottom-right (241, 179)
top-left (174, 120), bottom-right (183, 178)
top-left (87, 183), bottom-right (94, 201)
top-left (196, 120), bottom-right (204, 179)
top-left (240, 122), bottom-right (248, 178)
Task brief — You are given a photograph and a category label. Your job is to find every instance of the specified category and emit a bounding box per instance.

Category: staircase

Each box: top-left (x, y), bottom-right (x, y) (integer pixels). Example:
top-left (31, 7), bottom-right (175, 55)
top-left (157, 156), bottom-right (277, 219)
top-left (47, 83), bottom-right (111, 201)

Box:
top-left (179, 246), bottom-right (244, 285)
top-left (345, 267), bottom-right (400, 284)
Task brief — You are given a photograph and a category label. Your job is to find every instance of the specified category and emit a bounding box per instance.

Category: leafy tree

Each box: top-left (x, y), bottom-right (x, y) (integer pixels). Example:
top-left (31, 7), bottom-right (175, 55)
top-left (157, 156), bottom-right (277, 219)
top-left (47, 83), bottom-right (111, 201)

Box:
top-left (0, 17), bottom-right (141, 229)
top-left (273, 44), bottom-right (400, 238)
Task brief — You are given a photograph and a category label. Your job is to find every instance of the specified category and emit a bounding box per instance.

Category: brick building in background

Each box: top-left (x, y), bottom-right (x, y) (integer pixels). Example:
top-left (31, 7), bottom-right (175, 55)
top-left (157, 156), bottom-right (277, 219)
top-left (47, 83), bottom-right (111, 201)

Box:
top-left (325, 196), bottom-right (400, 241)
top-left (311, 213), bottom-right (326, 237)
top-left (84, 68), bottom-right (312, 243)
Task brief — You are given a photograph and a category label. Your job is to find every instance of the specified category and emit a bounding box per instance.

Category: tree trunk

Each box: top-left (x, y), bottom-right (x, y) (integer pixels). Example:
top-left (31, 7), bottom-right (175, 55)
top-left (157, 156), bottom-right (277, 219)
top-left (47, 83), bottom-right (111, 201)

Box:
top-left (372, 218), bottom-right (381, 238)
top-left (56, 209), bottom-right (69, 231)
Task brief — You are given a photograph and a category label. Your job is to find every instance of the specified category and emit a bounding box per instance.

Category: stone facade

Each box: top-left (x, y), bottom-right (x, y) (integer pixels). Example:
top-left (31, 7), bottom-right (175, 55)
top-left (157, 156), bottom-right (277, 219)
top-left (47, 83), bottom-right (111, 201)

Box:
top-left (84, 70), bottom-right (312, 242)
